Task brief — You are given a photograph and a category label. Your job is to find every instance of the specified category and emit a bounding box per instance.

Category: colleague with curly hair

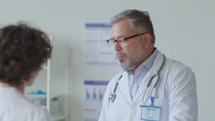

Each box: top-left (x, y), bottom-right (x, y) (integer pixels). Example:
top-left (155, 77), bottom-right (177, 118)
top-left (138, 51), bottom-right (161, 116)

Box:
top-left (0, 22), bottom-right (53, 121)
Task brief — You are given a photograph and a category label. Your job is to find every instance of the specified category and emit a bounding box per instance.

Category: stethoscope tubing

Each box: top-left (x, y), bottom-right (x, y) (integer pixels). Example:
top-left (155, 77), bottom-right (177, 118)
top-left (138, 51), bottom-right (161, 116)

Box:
top-left (142, 54), bottom-right (166, 104)
top-left (109, 73), bottom-right (123, 102)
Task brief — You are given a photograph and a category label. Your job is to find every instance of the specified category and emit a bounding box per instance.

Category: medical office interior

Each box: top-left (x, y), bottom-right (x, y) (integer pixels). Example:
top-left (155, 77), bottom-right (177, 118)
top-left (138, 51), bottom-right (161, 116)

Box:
top-left (0, 0), bottom-right (214, 121)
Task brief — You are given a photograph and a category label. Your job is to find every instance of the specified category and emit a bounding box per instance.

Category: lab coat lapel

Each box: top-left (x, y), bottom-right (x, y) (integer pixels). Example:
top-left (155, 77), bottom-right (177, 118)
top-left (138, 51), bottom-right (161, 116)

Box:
top-left (133, 67), bottom-right (154, 103)
top-left (118, 72), bottom-right (133, 104)
top-left (133, 52), bottom-right (164, 103)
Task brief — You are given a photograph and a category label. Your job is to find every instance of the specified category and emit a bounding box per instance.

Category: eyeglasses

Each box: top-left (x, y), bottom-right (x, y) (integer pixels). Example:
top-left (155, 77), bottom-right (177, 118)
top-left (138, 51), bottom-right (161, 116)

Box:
top-left (106, 32), bottom-right (146, 48)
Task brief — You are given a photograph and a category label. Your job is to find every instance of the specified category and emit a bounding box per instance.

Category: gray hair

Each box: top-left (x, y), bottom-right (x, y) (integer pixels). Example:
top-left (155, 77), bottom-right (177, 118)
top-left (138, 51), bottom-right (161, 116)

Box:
top-left (110, 9), bottom-right (155, 44)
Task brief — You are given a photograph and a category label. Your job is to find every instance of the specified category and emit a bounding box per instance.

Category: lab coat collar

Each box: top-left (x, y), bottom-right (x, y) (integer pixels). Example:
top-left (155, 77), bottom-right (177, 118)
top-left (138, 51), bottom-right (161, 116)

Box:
top-left (133, 51), bottom-right (165, 104)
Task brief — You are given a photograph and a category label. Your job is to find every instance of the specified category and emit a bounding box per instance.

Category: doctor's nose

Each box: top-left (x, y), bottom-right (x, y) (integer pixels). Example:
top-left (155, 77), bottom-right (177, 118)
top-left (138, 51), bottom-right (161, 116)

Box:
top-left (114, 42), bottom-right (123, 51)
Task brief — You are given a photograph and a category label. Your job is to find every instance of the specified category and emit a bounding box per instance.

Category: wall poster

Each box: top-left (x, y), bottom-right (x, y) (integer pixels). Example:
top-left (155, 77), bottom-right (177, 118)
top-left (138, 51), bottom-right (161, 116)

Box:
top-left (83, 80), bottom-right (109, 121)
top-left (85, 23), bottom-right (117, 66)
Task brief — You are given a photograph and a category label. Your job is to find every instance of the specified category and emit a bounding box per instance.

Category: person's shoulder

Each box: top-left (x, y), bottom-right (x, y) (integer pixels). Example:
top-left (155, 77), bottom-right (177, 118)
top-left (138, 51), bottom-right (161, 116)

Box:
top-left (24, 104), bottom-right (53, 121)
top-left (164, 57), bottom-right (194, 74)
top-left (14, 94), bottom-right (52, 121)
top-left (165, 58), bottom-right (190, 69)
top-left (110, 71), bottom-right (124, 81)
top-left (0, 89), bottom-right (53, 121)
top-left (107, 71), bottom-right (123, 86)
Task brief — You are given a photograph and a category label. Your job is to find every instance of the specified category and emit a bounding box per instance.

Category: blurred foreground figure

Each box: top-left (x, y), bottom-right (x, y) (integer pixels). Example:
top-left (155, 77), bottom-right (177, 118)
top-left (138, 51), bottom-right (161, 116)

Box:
top-left (0, 22), bottom-right (53, 121)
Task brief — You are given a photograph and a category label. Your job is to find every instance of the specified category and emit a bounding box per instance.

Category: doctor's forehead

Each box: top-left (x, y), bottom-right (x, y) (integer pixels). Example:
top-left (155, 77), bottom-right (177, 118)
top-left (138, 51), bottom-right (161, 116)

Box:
top-left (111, 21), bottom-right (135, 38)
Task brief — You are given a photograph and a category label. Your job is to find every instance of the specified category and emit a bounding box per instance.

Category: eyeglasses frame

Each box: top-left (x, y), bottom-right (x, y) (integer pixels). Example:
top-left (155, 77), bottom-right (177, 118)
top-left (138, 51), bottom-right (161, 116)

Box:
top-left (106, 32), bottom-right (147, 47)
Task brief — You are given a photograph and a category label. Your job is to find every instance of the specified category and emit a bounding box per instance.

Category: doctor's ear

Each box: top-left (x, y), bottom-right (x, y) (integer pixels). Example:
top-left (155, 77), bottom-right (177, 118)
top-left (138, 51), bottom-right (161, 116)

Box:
top-left (141, 33), bottom-right (153, 46)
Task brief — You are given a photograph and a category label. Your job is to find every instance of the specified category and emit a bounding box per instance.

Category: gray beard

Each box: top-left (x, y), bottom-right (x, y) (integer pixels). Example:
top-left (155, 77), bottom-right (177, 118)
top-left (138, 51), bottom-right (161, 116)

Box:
top-left (119, 58), bottom-right (140, 72)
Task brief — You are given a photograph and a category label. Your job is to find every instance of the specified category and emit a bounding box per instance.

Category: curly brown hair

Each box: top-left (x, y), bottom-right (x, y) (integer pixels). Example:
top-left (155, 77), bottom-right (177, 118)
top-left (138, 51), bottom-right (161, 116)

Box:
top-left (0, 22), bottom-right (52, 86)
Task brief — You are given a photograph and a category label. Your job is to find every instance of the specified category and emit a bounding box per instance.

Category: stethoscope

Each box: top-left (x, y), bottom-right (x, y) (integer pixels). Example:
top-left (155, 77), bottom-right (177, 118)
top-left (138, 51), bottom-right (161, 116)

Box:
top-left (109, 54), bottom-right (166, 103)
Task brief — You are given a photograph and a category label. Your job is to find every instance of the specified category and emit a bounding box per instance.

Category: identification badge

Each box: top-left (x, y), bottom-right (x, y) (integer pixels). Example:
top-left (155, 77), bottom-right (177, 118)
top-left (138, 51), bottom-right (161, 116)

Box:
top-left (140, 105), bottom-right (161, 121)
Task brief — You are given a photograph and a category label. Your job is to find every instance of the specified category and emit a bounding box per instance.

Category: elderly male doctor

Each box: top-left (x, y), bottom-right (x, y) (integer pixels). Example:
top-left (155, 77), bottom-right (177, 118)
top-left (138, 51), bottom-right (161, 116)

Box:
top-left (98, 9), bottom-right (198, 121)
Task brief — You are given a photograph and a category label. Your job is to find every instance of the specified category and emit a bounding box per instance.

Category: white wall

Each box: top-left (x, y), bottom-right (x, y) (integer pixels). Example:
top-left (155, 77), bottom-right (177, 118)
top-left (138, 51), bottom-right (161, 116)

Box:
top-left (0, 0), bottom-right (214, 121)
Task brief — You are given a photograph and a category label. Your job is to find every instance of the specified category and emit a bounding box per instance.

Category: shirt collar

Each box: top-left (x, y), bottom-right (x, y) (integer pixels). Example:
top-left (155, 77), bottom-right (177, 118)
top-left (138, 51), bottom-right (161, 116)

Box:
top-left (132, 48), bottom-right (158, 76)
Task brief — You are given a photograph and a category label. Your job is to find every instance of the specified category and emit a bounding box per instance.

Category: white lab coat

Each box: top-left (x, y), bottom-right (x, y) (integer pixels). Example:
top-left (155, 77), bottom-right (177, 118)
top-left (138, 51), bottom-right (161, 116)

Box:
top-left (0, 87), bottom-right (53, 121)
top-left (98, 52), bottom-right (198, 121)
